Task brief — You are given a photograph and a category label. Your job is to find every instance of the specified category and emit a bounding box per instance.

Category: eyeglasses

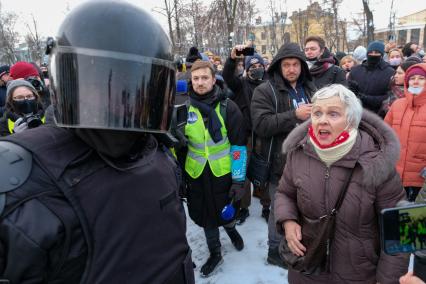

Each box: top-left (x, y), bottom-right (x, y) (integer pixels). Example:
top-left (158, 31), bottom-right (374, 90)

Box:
top-left (13, 94), bottom-right (36, 101)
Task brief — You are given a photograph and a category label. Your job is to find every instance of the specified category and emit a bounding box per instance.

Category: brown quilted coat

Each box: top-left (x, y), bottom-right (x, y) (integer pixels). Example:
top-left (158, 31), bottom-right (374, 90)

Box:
top-left (275, 110), bottom-right (409, 284)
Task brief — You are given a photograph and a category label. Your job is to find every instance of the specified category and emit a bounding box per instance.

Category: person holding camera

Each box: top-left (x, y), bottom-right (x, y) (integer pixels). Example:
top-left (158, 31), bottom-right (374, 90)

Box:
top-left (222, 45), bottom-right (269, 224)
top-left (0, 79), bottom-right (44, 136)
top-left (9, 61), bottom-right (51, 110)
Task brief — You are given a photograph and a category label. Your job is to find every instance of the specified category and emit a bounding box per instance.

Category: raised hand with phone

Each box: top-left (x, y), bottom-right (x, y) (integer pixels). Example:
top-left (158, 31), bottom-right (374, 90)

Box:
top-left (231, 44), bottom-right (255, 59)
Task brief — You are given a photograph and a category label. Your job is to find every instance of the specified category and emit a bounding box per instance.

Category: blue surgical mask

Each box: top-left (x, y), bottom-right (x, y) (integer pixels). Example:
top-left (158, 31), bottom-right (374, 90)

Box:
top-left (389, 58), bottom-right (401, 66)
top-left (408, 86), bottom-right (424, 95)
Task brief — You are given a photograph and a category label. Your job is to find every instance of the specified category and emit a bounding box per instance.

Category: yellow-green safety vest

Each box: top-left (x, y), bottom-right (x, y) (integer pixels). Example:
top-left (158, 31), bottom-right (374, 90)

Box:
top-left (8, 116), bottom-right (46, 134)
top-left (184, 103), bottom-right (231, 179)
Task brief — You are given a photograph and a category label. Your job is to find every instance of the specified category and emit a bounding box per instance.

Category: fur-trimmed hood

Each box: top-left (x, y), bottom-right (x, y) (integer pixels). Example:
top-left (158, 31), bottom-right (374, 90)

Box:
top-left (282, 110), bottom-right (400, 187)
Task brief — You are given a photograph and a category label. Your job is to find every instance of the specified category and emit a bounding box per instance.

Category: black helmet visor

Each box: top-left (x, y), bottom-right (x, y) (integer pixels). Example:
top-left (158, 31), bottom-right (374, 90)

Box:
top-left (49, 46), bottom-right (175, 133)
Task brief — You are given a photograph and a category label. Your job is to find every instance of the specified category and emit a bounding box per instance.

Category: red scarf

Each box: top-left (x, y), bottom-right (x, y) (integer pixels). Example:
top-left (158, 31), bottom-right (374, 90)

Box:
top-left (308, 125), bottom-right (350, 149)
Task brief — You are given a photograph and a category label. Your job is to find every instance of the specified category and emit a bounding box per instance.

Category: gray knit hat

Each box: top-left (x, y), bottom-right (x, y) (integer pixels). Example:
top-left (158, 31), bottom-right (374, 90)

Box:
top-left (353, 46), bottom-right (367, 63)
top-left (6, 79), bottom-right (38, 100)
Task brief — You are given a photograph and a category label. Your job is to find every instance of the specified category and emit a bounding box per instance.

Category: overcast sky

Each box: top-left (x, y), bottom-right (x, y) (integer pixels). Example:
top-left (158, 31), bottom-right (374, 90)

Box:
top-left (3, 0), bottom-right (426, 39)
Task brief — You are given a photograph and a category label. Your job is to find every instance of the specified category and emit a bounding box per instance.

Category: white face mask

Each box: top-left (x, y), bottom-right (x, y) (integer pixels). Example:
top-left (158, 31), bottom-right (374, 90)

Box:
top-left (389, 58), bottom-right (401, 66)
top-left (408, 86), bottom-right (424, 95)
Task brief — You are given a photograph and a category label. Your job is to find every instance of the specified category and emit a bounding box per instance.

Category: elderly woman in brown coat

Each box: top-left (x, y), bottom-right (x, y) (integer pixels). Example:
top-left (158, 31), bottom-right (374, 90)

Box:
top-left (275, 84), bottom-right (409, 283)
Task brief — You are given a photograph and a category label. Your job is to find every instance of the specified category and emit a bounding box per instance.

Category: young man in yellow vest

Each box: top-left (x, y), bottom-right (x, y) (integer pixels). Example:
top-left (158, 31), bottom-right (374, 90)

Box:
top-left (183, 60), bottom-right (248, 277)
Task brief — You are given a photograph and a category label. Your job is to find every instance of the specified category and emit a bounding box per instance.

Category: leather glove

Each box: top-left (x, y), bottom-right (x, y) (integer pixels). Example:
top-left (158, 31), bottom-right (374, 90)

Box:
top-left (13, 117), bottom-right (28, 133)
top-left (229, 182), bottom-right (245, 201)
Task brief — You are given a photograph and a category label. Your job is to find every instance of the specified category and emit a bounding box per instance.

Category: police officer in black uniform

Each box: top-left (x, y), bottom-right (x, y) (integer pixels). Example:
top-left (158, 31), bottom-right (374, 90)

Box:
top-left (0, 1), bottom-right (194, 283)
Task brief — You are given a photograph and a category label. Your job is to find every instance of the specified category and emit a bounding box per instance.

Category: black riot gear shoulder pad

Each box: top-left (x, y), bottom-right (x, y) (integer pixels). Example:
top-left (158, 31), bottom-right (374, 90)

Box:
top-left (0, 141), bottom-right (32, 214)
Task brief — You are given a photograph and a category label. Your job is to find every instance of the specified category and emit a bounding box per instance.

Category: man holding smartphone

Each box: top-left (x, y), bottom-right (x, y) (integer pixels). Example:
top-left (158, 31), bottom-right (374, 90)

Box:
top-left (223, 44), bottom-right (268, 224)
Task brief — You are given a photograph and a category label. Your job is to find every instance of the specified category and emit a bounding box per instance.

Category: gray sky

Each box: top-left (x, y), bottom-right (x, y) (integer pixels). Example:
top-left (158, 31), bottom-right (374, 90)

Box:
top-left (3, 0), bottom-right (426, 39)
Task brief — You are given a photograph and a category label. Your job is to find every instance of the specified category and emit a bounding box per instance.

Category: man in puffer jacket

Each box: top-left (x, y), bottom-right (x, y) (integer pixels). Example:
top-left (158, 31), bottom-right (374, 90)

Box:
top-left (385, 63), bottom-right (426, 202)
top-left (223, 46), bottom-right (269, 224)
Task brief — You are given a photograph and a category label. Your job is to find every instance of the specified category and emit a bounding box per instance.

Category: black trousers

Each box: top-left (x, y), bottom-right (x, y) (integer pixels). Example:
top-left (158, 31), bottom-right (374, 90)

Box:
top-left (204, 221), bottom-right (237, 253)
top-left (404, 186), bottom-right (421, 202)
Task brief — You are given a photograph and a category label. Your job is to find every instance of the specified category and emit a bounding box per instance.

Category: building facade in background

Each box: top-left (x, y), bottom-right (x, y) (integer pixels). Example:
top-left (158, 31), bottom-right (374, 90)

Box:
top-left (248, 2), bottom-right (347, 59)
top-left (375, 9), bottom-right (426, 49)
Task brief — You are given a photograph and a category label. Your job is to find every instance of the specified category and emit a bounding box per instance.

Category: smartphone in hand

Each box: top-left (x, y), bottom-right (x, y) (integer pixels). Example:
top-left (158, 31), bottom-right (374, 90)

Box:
top-left (236, 47), bottom-right (255, 56)
top-left (380, 203), bottom-right (426, 254)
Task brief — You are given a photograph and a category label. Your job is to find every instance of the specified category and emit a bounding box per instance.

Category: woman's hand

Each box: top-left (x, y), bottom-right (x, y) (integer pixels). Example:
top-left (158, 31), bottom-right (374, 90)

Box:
top-left (399, 271), bottom-right (425, 284)
top-left (283, 220), bottom-right (306, 256)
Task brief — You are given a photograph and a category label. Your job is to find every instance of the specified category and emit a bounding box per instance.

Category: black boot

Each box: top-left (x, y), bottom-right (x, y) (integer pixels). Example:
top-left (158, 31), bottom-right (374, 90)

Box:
top-left (226, 228), bottom-right (244, 251)
top-left (261, 207), bottom-right (270, 222)
top-left (267, 247), bottom-right (288, 269)
top-left (200, 250), bottom-right (223, 277)
top-left (237, 208), bottom-right (249, 225)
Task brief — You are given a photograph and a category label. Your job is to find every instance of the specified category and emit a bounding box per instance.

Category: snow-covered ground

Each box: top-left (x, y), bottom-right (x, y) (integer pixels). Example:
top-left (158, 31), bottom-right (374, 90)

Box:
top-left (185, 195), bottom-right (414, 283)
top-left (185, 197), bottom-right (289, 284)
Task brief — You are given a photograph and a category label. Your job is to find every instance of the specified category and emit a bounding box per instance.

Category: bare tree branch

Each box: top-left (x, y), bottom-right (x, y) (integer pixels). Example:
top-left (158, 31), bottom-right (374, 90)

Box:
top-left (0, 3), bottom-right (19, 64)
top-left (25, 14), bottom-right (44, 64)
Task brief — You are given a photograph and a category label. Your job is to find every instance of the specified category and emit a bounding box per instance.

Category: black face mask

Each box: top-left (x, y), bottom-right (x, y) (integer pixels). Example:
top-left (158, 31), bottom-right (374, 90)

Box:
top-left (75, 128), bottom-right (149, 159)
top-left (248, 67), bottom-right (265, 81)
top-left (12, 99), bottom-right (38, 115)
top-left (367, 55), bottom-right (381, 67)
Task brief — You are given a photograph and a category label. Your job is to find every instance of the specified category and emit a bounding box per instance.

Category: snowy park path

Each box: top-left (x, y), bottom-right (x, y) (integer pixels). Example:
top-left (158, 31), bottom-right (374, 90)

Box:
top-left (185, 196), bottom-right (289, 284)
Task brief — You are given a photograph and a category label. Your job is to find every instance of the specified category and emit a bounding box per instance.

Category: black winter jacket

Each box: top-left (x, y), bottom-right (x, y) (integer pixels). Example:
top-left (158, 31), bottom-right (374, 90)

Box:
top-left (222, 57), bottom-right (264, 132)
top-left (184, 85), bottom-right (247, 228)
top-left (0, 126), bottom-right (194, 284)
top-left (311, 64), bottom-right (347, 89)
top-left (348, 59), bottom-right (395, 114)
top-left (251, 43), bottom-right (317, 184)
top-left (0, 86), bottom-right (6, 117)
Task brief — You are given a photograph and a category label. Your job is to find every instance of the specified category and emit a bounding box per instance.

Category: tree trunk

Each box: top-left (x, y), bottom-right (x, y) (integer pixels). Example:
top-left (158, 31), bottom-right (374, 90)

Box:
top-left (362, 0), bottom-right (374, 43)
top-left (174, 0), bottom-right (182, 54)
top-left (332, 0), bottom-right (339, 51)
top-left (164, 0), bottom-right (175, 51)
top-left (223, 0), bottom-right (238, 49)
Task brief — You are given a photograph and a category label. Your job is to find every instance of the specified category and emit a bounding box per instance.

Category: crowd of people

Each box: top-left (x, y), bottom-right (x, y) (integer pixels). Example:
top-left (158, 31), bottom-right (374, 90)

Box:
top-left (0, 1), bottom-right (425, 283)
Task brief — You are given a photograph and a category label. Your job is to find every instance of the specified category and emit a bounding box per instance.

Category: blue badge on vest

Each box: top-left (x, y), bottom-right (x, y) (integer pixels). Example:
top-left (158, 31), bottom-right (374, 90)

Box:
top-left (187, 112), bottom-right (198, 124)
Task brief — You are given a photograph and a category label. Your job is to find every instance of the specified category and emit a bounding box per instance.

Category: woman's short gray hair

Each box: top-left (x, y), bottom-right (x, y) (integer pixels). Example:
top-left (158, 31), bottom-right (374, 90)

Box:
top-left (311, 84), bottom-right (363, 129)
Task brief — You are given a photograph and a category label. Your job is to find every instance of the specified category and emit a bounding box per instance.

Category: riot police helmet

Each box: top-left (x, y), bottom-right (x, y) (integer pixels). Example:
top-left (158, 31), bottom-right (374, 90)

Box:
top-left (48, 0), bottom-right (175, 133)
